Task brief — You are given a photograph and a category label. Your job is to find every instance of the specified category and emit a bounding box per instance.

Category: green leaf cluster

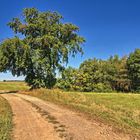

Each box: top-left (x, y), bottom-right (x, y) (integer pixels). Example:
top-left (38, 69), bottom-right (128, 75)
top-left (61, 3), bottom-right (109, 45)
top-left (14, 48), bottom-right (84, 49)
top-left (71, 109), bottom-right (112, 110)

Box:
top-left (127, 49), bottom-right (140, 92)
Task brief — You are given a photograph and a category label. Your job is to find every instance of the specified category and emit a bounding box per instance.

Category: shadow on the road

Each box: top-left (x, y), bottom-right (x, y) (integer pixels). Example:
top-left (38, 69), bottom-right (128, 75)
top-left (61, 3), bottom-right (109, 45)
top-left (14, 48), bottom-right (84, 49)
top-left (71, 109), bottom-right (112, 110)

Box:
top-left (0, 91), bottom-right (18, 94)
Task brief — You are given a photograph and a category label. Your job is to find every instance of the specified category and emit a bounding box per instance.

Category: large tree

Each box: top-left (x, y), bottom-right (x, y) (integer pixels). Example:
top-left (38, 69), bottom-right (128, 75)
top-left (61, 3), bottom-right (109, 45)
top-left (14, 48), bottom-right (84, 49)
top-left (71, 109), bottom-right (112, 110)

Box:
top-left (127, 49), bottom-right (140, 92)
top-left (0, 8), bottom-right (85, 89)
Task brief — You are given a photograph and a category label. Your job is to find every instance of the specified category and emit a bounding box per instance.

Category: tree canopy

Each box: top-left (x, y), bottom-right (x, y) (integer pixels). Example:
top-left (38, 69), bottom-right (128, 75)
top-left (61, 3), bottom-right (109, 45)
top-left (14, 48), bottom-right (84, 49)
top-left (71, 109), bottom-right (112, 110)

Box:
top-left (127, 49), bottom-right (140, 92)
top-left (0, 8), bottom-right (85, 89)
top-left (57, 55), bottom-right (132, 92)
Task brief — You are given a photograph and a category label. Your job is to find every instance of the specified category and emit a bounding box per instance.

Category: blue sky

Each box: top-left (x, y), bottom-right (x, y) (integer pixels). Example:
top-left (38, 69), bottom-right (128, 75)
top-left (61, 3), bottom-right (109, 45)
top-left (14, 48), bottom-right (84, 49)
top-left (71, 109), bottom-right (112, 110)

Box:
top-left (0, 0), bottom-right (140, 80)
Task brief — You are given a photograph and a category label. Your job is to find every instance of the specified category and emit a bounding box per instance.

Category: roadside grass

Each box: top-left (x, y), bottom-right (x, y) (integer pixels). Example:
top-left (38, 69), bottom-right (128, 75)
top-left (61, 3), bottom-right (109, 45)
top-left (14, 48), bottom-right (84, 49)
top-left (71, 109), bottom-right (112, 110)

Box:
top-left (0, 96), bottom-right (12, 140)
top-left (21, 89), bottom-right (140, 138)
top-left (0, 82), bottom-right (29, 91)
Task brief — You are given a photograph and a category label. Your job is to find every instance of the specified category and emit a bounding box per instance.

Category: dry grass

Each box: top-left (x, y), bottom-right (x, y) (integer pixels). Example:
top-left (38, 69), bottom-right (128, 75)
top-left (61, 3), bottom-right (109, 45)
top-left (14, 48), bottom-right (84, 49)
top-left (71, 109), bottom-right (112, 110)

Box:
top-left (0, 96), bottom-right (12, 140)
top-left (21, 89), bottom-right (140, 138)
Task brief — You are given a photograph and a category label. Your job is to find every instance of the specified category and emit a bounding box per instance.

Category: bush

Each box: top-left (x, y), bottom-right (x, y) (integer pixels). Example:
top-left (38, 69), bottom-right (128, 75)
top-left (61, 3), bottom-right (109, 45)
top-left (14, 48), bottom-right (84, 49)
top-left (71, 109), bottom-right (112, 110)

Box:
top-left (92, 83), bottom-right (112, 92)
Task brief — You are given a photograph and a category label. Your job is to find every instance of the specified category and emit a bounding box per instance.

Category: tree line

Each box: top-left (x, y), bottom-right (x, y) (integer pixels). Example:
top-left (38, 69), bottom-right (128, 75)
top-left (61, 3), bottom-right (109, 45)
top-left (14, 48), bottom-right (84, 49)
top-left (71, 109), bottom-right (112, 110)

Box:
top-left (56, 49), bottom-right (140, 93)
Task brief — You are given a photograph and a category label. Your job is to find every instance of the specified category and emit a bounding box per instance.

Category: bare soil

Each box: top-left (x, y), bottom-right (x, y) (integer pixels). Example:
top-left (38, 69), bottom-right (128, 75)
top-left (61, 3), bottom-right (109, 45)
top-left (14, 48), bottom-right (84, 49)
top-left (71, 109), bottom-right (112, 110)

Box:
top-left (1, 94), bottom-right (61, 140)
top-left (2, 93), bottom-right (132, 140)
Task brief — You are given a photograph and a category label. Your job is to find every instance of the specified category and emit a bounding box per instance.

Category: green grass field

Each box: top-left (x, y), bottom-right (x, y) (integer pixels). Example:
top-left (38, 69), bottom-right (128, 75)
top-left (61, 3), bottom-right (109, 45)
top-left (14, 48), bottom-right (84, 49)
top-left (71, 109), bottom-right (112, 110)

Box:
top-left (0, 96), bottom-right (12, 140)
top-left (0, 82), bottom-right (29, 91)
top-left (22, 89), bottom-right (140, 138)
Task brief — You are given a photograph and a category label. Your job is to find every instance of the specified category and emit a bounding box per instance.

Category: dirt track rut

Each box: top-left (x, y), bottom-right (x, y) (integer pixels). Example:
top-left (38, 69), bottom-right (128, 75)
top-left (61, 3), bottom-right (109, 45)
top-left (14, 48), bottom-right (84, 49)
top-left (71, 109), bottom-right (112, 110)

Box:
top-left (2, 93), bottom-right (131, 140)
top-left (1, 94), bottom-right (61, 140)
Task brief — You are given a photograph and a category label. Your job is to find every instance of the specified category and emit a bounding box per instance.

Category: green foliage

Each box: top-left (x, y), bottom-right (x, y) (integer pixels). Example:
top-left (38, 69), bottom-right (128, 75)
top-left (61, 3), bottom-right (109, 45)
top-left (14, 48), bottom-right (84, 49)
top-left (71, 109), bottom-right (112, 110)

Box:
top-left (57, 56), bottom-right (131, 92)
top-left (56, 67), bottom-right (78, 90)
top-left (0, 8), bottom-right (85, 89)
top-left (108, 55), bottom-right (131, 92)
top-left (127, 49), bottom-right (140, 92)
top-left (78, 58), bottom-right (113, 92)
top-left (92, 83), bottom-right (112, 92)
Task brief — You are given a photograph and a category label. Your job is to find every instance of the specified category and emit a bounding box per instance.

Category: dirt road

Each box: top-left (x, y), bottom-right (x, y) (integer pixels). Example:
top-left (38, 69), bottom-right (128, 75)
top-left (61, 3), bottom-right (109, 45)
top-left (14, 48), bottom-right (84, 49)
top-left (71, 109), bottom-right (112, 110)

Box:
top-left (1, 93), bottom-right (131, 140)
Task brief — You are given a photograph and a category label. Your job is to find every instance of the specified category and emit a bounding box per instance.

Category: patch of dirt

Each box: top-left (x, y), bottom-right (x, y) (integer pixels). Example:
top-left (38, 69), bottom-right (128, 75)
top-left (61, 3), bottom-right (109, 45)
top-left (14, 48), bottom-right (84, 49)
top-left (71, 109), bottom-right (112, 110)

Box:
top-left (12, 93), bottom-right (132, 140)
top-left (1, 94), bottom-right (62, 140)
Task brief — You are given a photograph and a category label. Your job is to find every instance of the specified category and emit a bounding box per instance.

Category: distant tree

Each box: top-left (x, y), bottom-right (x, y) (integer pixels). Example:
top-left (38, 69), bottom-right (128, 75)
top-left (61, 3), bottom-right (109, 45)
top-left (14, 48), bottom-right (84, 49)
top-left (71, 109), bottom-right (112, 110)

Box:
top-left (70, 58), bottom-right (113, 92)
top-left (108, 55), bottom-right (131, 92)
top-left (0, 8), bottom-right (85, 89)
top-left (57, 56), bottom-right (131, 92)
top-left (127, 49), bottom-right (140, 92)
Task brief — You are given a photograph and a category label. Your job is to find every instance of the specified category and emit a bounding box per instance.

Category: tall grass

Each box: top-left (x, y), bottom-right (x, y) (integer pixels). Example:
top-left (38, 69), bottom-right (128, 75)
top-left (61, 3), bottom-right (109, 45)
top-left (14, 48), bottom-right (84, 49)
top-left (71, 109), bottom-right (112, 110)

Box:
top-left (22, 89), bottom-right (140, 138)
top-left (0, 96), bottom-right (12, 140)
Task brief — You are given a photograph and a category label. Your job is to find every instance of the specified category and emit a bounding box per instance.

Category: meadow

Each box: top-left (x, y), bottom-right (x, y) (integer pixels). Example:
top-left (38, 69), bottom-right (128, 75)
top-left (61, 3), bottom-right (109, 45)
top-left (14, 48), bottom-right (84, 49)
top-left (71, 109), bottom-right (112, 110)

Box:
top-left (0, 82), bottom-right (140, 138)
top-left (0, 81), bottom-right (29, 91)
top-left (0, 96), bottom-right (12, 140)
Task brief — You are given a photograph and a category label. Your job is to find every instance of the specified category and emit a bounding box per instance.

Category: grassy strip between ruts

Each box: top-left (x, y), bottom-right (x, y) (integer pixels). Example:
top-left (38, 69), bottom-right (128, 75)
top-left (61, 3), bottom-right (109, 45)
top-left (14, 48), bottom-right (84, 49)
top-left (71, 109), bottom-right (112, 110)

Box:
top-left (0, 95), bottom-right (12, 140)
top-left (21, 89), bottom-right (140, 138)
